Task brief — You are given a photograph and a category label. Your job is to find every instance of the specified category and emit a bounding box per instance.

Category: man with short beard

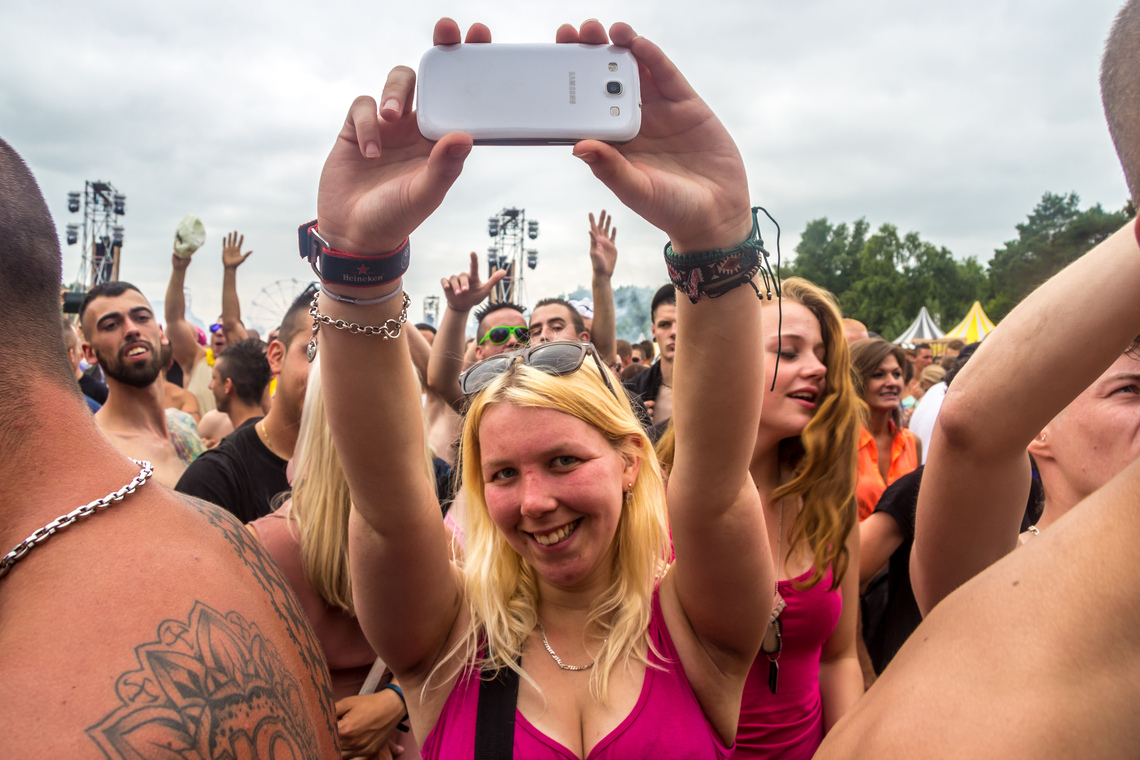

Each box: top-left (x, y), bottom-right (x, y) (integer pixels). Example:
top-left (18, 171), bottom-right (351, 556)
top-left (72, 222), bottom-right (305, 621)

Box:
top-left (80, 282), bottom-right (204, 487)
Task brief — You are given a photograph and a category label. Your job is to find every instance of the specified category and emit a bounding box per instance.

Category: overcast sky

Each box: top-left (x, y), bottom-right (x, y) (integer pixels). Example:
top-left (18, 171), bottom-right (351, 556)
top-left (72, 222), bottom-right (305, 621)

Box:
top-left (1, 0), bottom-right (1128, 332)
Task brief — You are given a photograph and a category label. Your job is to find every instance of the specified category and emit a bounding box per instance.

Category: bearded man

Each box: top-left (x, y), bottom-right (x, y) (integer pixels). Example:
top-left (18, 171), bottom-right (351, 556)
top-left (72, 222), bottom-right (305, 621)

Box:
top-left (79, 282), bottom-right (204, 487)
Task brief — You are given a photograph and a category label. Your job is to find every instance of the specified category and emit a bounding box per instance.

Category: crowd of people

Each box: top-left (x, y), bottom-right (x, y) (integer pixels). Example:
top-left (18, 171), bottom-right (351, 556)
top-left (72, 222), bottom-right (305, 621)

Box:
top-left (4, 8), bottom-right (1140, 760)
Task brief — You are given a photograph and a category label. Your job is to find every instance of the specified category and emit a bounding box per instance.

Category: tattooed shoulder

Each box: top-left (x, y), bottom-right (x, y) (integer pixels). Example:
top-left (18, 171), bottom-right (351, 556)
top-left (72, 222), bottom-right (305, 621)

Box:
top-left (85, 494), bottom-right (339, 757)
top-left (88, 602), bottom-right (320, 758)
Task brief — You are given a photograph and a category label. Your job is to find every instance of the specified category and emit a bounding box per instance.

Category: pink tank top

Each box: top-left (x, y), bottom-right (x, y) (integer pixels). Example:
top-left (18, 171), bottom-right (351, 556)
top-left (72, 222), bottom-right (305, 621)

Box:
top-left (731, 566), bottom-right (841, 759)
top-left (422, 590), bottom-right (732, 759)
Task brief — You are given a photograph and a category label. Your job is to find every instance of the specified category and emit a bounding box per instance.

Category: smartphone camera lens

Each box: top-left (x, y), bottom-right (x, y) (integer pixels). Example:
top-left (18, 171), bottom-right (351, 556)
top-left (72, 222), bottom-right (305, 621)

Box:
top-left (606, 81), bottom-right (623, 95)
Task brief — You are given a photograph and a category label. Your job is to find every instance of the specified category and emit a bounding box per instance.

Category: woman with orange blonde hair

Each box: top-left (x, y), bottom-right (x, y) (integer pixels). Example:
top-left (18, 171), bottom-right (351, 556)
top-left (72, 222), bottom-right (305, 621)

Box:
top-left (659, 277), bottom-right (865, 758)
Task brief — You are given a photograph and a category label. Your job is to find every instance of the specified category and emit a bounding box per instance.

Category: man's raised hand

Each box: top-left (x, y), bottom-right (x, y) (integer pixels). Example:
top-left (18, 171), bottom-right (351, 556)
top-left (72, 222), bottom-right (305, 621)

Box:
top-left (221, 231), bottom-right (252, 269)
top-left (589, 210), bottom-right (618, 279)
top-left (442, 252), bottom-right (507, 313)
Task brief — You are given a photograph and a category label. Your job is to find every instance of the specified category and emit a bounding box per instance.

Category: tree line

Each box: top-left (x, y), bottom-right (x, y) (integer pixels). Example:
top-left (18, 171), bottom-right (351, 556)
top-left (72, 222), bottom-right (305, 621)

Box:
top-left (784, 192), bottom-right (1135, 339)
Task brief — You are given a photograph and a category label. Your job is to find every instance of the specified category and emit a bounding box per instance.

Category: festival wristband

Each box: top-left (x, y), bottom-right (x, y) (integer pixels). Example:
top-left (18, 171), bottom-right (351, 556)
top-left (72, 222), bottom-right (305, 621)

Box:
top-left (297, 220), bottom-right (410, 287)
top-left (1135, 216), bottom-right (1140, 250)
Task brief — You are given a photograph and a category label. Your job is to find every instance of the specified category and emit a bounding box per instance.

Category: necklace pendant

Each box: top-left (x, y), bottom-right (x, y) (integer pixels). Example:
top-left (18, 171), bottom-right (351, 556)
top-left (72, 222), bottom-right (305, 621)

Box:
top-left (767, 658), bottom-right (779, 694)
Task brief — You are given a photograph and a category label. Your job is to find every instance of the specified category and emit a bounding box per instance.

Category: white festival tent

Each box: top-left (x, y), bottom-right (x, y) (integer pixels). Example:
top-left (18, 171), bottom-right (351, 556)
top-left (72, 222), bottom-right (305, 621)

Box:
top-left (893, 306), bottom-right (945, 347)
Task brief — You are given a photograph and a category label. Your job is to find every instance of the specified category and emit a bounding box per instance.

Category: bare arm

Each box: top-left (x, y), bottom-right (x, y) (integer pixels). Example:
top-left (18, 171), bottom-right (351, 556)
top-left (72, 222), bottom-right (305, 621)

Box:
top-left (165, 253), bottom-right (205, 375)
top-left (220, 231), bottom-right (251, 342)
top-left (565, 25), bottom-right (770, 676)
top-left (859, 512), bottom-right (903, 589)
top-left (819, 527), bottom-right (865, 731)
top-left (817, 450), bottom-right (1140, 760)
top-left (426, 252), bottom-right (505, 411)
top-left (587, 210), bottom-right (618, 364)
top-left (912, 220), bottom-right (1140, 615)
top-left (314, 44), bottom-right (476, 679)
top-left (406, 313), bottom-right (432, 383)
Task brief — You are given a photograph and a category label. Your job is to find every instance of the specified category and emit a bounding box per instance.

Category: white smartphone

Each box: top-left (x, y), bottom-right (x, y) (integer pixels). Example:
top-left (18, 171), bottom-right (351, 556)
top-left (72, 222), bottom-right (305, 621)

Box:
top-left (416, 43), bottom-right (641, 145)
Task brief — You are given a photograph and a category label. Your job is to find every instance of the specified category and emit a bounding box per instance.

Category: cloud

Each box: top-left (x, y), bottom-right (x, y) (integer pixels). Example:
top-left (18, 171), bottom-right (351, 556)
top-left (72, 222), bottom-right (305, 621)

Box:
top-left (2, 0), bottom-right (1128, 332)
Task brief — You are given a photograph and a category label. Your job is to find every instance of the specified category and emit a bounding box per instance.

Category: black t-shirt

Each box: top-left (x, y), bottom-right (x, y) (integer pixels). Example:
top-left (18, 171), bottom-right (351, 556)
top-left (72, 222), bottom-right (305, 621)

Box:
top-left (864, 465), bottom-right (1044, 673)
top-left (175, 417), bottom-right (290, 523)
top-left (79, 371), bottom-right (108, 405)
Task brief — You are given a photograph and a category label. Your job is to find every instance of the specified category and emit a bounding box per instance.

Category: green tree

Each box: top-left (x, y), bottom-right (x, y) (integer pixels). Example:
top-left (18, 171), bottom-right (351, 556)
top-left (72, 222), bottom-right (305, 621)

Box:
top-left (900, 235), bottom-right (986, 332)
top-left (785, 217), bottom-right (868, 298)
top-left (790, 218), bottom-right (987, 338)
top-left (839, 224), bottom-right (911, 337)
top-left (986, 192), bottom-right (1133, 321)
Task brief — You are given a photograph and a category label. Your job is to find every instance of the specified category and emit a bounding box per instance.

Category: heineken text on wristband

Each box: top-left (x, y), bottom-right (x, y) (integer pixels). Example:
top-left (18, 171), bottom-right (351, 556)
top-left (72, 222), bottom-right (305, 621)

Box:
top-left (298, 220), bottom-right (411, 287)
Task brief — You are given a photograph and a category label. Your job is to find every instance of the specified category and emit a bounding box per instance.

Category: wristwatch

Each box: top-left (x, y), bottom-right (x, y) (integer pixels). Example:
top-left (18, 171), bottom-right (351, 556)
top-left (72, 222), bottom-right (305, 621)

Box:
top-left (297, 220), bottom-right (410, 287)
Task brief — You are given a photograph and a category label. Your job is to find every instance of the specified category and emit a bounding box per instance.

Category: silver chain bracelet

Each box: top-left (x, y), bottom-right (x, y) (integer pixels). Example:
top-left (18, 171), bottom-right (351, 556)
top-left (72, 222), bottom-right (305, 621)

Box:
top-left (306, 290), bottom-right (412, 362)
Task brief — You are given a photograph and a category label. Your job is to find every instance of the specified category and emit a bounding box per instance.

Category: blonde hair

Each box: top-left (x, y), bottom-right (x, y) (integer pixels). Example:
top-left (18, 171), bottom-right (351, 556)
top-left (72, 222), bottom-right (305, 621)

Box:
top-left (453, 356), bottom-right (670, 702)
top-left (656, 278), bottom-right (861, 590)
top-left (288, 357), bottom-right (355, 614)
top-left (289, 356), bottom-right (437, 615)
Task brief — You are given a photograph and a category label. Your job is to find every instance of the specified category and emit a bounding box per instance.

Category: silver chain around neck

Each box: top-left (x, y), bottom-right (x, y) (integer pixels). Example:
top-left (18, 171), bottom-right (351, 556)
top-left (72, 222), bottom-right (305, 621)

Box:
top-left (538, 622), bottom-right (601, 672)
top-left (0, 460), bottom-right (154, 580)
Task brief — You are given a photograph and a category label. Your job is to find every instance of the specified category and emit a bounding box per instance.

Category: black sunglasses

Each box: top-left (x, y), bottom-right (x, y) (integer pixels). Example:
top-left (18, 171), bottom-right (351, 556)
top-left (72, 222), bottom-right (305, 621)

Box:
top-left (459, 341), bottom-right (617, 398)
top-left (479, 325), bottom-right (529, 346)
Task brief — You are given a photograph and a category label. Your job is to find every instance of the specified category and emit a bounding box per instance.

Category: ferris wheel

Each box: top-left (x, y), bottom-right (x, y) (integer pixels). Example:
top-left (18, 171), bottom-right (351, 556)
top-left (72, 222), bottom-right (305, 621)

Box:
top-left (249, 278), bottom-right (315, 334)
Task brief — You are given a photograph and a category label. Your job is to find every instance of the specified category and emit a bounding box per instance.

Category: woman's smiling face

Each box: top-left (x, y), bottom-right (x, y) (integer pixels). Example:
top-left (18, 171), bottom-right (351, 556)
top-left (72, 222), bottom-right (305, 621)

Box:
top-left (478, 403), bottom-right (637, 592)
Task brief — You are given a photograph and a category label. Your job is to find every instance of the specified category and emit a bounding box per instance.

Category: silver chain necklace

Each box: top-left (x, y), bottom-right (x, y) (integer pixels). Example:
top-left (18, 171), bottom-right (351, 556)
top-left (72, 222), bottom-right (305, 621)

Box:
top-left (0, 460), bottom-right (154, 580)
top-left (537, 622), bottom-right (602, 672)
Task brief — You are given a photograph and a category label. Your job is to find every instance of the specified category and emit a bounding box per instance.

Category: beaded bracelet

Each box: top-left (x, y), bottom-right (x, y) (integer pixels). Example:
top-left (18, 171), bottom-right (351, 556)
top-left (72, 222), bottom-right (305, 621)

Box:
top-left (664, 206), bottom-right (780, 305)
top-left (665, 206), bottom-right (784, 391)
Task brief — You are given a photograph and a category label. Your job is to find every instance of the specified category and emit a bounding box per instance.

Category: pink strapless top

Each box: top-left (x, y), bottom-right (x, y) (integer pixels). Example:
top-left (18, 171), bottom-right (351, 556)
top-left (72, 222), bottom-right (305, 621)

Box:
top-left (731, 566), bottom-right (841, 759)
top-left (422, 590), bottom-right (732, 759)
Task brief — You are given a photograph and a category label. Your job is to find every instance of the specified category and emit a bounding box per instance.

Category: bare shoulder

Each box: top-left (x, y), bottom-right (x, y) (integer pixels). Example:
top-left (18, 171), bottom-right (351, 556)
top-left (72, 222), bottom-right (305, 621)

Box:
top-left (0, 488), bottom-right (339, 758)
top-left (817, 476), bottom-right (1140, 760)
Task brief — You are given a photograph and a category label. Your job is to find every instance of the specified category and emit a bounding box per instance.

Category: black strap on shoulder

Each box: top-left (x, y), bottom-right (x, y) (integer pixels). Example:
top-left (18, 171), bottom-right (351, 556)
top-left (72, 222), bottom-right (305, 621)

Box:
top-left (475, 663), bottom-right (520, 760)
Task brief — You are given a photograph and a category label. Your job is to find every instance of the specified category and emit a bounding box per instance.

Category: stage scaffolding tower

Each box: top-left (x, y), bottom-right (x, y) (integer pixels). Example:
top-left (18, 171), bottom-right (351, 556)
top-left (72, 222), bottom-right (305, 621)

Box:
top-left (66, 180), bottom-right (126, 290)
top-left (486, 207), bottom-right (539, 305)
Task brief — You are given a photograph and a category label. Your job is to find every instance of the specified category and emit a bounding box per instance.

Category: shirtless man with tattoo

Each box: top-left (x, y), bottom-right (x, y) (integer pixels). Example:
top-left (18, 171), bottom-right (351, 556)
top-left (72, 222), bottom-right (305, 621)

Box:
top-left (0, 139), bottom-right (340, 758)
top-left (78, 281), bottom-right (202, 488)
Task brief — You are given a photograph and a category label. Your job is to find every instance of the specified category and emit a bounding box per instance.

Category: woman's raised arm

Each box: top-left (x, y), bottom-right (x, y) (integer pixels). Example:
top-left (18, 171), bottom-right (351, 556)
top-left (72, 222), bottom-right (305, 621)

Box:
top-left (312, 20), bottom-right (480, 677)
top-left (570, 21), bottom-right (772, 688)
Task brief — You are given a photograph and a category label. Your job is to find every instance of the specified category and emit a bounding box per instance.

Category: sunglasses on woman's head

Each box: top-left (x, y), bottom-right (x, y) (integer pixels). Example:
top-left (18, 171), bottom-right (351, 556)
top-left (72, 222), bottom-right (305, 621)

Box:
top-left (459, 340), bottom-right (617, 399)
top-left (209, 323), bottom-right (224, 334)
top-left (478, 325), bottom-right (529, 346)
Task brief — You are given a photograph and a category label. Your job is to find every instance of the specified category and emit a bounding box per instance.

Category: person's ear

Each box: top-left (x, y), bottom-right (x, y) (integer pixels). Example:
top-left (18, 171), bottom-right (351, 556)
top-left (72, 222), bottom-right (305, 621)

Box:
top-left (81, 341), bottom-right (98, 366)
top-left (224, 378), bottom-right (235, 397)
top-left (266, 339), bottom-right (286, 375)
top-left (1027, 427), bottom-right (1053, 458)
top-left (621, 435), bottom-right (643, 486)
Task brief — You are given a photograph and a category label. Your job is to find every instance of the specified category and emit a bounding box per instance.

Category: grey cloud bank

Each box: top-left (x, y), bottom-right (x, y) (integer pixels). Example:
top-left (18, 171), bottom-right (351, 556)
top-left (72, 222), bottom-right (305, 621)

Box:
top-left (1, 0), bottom-right (1127, 331)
